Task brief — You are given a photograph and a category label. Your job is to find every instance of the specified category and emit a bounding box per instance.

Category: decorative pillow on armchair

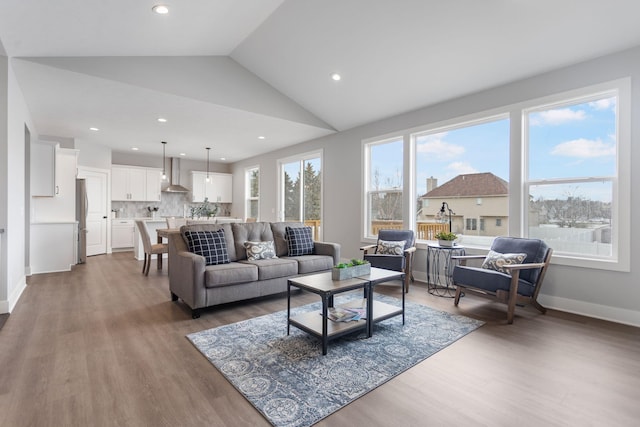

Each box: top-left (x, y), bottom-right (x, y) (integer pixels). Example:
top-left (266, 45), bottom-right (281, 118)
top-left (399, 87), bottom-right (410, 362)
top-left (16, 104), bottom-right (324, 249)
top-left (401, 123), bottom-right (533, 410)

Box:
top-left (184, 229), bottom-right (230, 266)
top-left (481, 250), bottom-right (527, 275)
top-left (376, 240), bottom-right (406, 255)
top-left (244, 241), bottom-right (278, 261)
top-left (285, 226), bottom-right (314, 256)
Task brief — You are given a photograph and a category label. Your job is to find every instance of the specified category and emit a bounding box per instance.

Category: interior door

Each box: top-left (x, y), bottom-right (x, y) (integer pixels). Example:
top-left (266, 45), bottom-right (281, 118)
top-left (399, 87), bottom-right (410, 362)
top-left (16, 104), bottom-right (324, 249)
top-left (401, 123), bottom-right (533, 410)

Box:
top-left (78, 168), bottom-right (109, 256)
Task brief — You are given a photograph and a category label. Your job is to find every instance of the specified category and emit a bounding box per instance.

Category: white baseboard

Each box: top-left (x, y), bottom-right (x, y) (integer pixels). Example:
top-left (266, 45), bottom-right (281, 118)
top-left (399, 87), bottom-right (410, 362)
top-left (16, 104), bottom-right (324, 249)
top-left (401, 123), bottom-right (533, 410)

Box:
top-left (1, 276), bottom-right (27, 313)
top-left (538, 294), bottom-right (640, 327)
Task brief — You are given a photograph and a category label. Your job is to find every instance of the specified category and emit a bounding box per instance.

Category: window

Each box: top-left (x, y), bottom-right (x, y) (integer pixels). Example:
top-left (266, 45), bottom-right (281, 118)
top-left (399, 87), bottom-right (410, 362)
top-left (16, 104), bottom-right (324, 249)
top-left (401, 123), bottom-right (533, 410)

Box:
top-left (364, 138), bottom-right (403, 238)
top-left (245, 166), bottom-right (259, 220)
top-left (496, 218), bottom-right (502, 227)
top-left (414, 117), bottom-right (509, 243)
top-left (279, 151), bottom-right (322, 239)
top-left (525, 91), bottom-right (620, 261)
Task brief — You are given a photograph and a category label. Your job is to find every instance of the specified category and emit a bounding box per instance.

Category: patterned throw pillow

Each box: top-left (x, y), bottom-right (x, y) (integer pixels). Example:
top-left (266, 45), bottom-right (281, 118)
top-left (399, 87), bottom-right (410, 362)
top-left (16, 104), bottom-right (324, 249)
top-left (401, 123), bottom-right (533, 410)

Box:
top-left (244, 241), bottom-right (278, 261)
top-left (184, 229), bottom-right (230, 266)
top-left (481, 250), bottom-right (527, 275)
top-left (285, 226), bottom-right (314, 256)
top-left (376, 240), bottom-right (406, 255)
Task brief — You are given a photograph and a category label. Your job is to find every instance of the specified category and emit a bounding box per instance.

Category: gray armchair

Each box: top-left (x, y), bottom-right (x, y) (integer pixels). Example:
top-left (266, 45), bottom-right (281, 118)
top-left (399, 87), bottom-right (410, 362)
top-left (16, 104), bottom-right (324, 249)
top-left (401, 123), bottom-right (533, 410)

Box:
top-left (361, 229), bottom-right (416, 292)
top-left (452, 236), bottom-right (552, 324)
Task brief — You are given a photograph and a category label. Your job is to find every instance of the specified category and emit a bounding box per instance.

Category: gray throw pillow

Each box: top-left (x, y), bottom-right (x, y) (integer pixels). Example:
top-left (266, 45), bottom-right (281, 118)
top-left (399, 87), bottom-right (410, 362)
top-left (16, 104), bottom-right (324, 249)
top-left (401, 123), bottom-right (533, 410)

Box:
top-left (244, 241), bottom-right (278, 261)
top-left (481, 250), bottom-right (526, 275)
top-left (377, 240), bottom-right (406, 255)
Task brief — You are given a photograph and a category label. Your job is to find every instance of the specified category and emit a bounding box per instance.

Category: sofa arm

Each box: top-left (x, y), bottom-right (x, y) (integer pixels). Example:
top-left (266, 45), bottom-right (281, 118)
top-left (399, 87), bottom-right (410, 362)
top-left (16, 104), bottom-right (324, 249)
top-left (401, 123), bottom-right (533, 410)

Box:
top-left (168, 249), bottom-right (207, 310)
top-left (314, 242), bottom-right (341, 266)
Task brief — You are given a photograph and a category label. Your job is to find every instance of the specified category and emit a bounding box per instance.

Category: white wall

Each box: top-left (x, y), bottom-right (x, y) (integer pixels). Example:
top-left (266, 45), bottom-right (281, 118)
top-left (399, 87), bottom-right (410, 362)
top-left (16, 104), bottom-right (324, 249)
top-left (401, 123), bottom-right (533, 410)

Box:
top-left (232, 46), bottom-right (640, 326)
top-left (75, 139), bottom-right (112, 170)
top-left (0, 57), bottom-right (36, 313)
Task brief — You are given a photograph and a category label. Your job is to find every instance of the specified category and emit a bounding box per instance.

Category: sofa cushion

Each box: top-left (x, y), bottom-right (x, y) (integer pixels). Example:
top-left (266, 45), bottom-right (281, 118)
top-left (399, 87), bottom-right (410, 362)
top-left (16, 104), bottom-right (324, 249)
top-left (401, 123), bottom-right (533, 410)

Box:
top-left (204, 262), bottom-right (258, 288)
top-left (288, 255), bottom-right (334, 274)
top-left (376, 240), bottom-right (406, 255)
top-left (184, 229), bottom-right (230, 266)
top-left (481, 250), bottom-right (527, 275)
top-left (232, 222), bottom-right (275, 260)
top-left (286, 226), bottom-right (314, 256)
top-left (239, 258), bottom-right (298, 281)
top-left (181, 223), bottom-right (236, 261)
top-left (243, 240), bottom-right (277, 261)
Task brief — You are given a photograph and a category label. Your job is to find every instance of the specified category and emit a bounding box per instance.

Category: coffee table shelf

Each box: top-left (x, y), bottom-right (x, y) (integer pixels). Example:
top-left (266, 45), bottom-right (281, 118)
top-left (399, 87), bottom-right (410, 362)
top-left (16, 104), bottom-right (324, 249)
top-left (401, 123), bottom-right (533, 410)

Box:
top-left (289, 309), bottom-right (367, 338)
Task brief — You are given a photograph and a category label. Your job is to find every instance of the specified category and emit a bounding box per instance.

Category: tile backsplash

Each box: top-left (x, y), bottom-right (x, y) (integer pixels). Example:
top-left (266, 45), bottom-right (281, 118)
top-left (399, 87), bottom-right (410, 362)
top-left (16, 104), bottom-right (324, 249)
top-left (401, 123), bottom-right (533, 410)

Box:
top-left (112, 192), bottom-right (231, 219)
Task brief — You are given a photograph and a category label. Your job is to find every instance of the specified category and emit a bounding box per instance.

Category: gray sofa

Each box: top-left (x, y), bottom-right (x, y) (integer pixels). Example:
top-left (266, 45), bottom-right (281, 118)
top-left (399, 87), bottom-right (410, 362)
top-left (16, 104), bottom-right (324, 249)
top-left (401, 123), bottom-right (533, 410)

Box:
top-left (168, 221), bottom-right (341, 318)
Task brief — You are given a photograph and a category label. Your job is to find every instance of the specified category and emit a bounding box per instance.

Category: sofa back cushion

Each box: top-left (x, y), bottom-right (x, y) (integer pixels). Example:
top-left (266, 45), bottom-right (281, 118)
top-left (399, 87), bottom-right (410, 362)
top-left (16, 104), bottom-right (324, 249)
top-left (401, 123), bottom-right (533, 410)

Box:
top-left (286, 226), bottom-right (314, 256)
top-left (184, 229), bottom-right (230, 266)
top-left (231, 222), bottom-right (275, 260)
top-left (270, 222), bottom-right (306, 257)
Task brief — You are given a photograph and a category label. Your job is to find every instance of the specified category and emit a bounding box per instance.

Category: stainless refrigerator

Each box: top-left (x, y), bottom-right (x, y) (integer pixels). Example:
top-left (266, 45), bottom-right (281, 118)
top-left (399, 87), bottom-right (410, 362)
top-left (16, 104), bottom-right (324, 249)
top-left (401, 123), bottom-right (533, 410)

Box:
top-left (76, 178), bottom-right (88, 264)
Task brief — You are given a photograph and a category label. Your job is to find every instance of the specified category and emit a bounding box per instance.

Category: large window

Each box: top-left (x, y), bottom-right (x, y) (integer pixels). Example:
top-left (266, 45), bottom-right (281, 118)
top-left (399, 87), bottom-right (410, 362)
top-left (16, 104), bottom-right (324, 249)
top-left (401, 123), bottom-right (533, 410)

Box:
top-left (279, 151), bottom-right (322, 239)
top-left (413, 117), bottom-right (510, 243)
top-left (364, 138), bottom-right (403, 238)
top-left (245, 166), bottom-right (259, 220)
top-left (525, 92), bottom-right (618, 259)
top-left (361, 79), bottom-right (629, 271)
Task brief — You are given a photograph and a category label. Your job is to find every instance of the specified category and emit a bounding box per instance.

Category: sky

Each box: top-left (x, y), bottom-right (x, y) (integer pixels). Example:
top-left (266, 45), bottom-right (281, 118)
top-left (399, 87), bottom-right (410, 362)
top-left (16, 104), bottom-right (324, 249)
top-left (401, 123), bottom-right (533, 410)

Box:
top-left (371, 95), bottom-right (616, 203)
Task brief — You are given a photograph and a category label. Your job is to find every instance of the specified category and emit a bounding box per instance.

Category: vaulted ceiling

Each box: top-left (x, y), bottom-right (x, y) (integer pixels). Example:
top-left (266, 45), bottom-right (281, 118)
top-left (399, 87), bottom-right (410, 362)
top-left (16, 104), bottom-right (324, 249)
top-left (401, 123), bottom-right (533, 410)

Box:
top-left (1, 0), bottom-right (640, 162)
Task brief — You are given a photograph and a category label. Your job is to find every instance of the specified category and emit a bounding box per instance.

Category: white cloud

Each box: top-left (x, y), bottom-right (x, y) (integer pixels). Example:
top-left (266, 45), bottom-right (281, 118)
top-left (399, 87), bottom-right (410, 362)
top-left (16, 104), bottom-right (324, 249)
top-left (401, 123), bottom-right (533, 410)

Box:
top-left (530, 108), bottom-right (586, 126)
top-left (417, 134), bottom-right (465, 160)
top-left (446, 161), bottom-right (477, 176)
top-left (551, 138), bottom-right (616, 158)
top-left (589, 98), bottom-right (616, 111)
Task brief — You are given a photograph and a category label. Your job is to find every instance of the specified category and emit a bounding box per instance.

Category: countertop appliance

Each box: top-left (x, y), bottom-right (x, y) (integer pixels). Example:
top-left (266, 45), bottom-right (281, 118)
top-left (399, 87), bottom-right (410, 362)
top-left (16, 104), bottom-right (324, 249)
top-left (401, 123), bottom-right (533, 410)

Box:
top-left (76, 178), bottom-right (88, 264)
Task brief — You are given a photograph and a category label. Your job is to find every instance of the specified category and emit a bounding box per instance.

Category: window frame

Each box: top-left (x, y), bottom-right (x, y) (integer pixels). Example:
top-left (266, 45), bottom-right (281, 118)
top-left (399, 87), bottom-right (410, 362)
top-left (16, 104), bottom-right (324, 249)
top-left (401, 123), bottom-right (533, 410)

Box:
top-left (244, 165), bottom-right (259, 221)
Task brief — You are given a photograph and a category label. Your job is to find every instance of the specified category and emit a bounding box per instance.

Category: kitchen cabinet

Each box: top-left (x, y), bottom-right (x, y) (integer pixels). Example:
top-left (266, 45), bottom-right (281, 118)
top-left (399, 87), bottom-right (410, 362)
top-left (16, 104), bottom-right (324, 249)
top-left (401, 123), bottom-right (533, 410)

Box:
top-left (111, 219), bottom-right (135, 249)
top-left (31, 140), bottom-right (57, 197)
top-left (190, 171), bottom-right (232, 203)
top-left (31, 148), bottom-right (78, 223)
top-left (111, 165), bottom-right (162, 201)
top-left (145, 169), bottom-right (162, 202)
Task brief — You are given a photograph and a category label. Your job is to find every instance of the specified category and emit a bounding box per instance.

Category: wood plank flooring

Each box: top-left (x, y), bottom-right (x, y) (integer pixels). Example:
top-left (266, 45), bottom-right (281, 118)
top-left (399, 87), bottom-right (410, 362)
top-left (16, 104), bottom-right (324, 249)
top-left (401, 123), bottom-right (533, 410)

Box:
top-left (1, 252), bottom-right (639, 426)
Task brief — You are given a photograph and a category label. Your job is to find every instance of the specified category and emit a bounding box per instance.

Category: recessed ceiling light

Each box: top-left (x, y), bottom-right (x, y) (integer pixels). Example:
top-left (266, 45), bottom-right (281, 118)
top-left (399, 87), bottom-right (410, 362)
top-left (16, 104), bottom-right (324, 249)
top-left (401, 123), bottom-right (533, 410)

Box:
top-left (330, 72), bottom-right (341, 81)
top-left (157, 117), bottom-right (167, 123)
top-left (180, 152), bottom-right (186, 156)
top-left (258, 135), bottom-right (266, 140)
top-left (131, 147), bottom-right (139, 151)
top-left (220, 157), bottom-right (226, 161)
top-left (89, 127), bottom-right (99, 131)
top-left (152, 5), bottom-right (169, 14)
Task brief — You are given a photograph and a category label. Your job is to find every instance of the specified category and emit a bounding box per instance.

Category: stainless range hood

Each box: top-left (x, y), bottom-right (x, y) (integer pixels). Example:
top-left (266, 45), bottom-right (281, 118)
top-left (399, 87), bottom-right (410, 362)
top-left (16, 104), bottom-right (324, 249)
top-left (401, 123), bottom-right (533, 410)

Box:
top-left (163, 158), bottom-right (189, 193)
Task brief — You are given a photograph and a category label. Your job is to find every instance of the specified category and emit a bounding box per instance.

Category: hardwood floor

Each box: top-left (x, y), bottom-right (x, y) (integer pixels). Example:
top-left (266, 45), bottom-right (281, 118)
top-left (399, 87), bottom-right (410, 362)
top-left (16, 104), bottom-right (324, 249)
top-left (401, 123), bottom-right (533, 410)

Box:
top-left (1, 252), bottom-right (639, 426)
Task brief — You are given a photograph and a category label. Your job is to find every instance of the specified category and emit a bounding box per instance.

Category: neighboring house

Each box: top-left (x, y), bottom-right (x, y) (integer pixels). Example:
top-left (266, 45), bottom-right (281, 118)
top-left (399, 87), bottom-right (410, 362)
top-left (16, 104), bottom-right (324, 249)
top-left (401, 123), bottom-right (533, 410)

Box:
top-left (417, 173), bottom-right (509, 236)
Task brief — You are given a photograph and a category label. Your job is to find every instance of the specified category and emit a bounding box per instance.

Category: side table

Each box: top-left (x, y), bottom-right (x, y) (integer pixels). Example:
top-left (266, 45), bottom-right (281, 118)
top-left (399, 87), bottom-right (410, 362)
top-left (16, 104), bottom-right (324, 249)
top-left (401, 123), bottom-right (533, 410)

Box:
top-left (426, 244), bottom-right (465, 297)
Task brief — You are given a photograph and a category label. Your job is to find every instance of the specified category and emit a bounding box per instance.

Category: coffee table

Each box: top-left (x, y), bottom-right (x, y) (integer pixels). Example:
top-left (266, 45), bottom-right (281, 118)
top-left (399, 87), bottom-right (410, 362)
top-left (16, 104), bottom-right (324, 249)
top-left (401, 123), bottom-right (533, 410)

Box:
top-left (287, 267), bottom-right (405, 355)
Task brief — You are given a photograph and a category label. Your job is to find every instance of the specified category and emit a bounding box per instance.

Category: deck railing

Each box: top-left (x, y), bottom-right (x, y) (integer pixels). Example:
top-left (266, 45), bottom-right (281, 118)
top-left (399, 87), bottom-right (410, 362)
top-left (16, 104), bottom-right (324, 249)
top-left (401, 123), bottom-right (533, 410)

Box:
top-left (304, 219), bottom-right (321, 241)
top-left (370, 220), bottom-right (449, 240)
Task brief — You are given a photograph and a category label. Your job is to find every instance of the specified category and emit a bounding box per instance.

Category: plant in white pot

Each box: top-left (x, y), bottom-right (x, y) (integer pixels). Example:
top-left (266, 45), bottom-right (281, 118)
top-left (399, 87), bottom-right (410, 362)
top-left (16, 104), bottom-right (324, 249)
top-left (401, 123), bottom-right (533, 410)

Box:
top-left (435, 231), bottom-right (458, 247)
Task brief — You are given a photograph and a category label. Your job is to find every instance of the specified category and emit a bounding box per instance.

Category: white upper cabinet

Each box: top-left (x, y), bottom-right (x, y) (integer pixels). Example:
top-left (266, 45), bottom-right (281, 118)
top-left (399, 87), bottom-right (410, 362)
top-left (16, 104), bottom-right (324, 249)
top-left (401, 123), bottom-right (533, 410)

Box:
top-left (111, 165), bottom-right (162, 201)
top-left (31, 140), bottom-right (57, 197)
top-left (31, 148), bottom-right (78, 222)
top-left (190, 171), bottom-right (232, 203)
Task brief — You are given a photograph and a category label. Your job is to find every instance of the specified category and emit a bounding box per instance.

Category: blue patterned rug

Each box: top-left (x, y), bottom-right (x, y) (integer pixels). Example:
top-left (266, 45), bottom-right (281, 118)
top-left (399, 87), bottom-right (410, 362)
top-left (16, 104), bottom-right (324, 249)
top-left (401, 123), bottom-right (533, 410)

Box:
top-left (187, 295), bottom-right (483, 427)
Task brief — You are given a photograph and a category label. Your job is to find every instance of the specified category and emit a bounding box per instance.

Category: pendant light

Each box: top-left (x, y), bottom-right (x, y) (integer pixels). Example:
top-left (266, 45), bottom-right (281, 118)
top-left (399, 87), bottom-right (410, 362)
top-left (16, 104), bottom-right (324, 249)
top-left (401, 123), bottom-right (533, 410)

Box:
top-left (205, 147), bottom-right (211, 182)
top-left (161, 141), bottom-right (167, 180)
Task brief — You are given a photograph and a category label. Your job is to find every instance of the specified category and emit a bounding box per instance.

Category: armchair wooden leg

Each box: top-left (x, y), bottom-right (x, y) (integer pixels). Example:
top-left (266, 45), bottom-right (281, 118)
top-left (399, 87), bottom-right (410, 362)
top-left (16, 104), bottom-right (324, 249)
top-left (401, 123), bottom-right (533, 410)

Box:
top-left (531, 299), bottom-right (547, 314)
top-left (454, 286), bottom-right (462, 306)
top-left (506, 273), bottom-right (520, 324)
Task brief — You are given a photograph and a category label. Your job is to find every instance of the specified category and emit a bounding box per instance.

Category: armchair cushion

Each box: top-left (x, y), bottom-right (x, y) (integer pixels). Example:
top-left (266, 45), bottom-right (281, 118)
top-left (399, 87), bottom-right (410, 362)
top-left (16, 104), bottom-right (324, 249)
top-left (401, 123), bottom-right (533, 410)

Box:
top-left (185, 229), bottom-right (230, 266)
top-left (377, 240), bottom-right (406, 255)
top-left (452, 265), bottom-right (536, 297)
top-left (286, 226), bottom-right (314, 256)
top-left (481, 250), bottom-right (527, 275)
top-left (364, 253), bottom-right (405, 272)
top-left (490, 237), bottom-right (548, 284)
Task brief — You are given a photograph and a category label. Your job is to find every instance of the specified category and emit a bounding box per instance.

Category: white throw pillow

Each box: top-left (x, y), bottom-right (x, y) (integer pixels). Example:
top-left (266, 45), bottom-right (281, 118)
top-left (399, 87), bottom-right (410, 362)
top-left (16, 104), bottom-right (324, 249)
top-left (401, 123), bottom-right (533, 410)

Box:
top-left (376, 240), bottom-right (406, 255)
top-left (481, 250), bottom-right (527, 275)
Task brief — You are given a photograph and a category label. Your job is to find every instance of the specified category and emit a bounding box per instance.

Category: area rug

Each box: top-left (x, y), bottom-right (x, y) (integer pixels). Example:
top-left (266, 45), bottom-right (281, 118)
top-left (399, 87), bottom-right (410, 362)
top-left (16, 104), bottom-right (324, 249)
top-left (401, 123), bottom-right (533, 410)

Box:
top-left (187, 295), bottom-right (483, 427)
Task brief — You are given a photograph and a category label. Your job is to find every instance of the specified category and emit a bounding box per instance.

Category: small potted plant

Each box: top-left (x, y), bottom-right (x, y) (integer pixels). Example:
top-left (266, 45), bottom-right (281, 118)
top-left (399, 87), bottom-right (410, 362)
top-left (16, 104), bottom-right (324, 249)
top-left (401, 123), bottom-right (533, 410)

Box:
top-left (147, 206), bottom-right (159, 218)
top-left (435, 231), bottom-right (457, 247)
top-left (332, 259), bottom-right (371, 280)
